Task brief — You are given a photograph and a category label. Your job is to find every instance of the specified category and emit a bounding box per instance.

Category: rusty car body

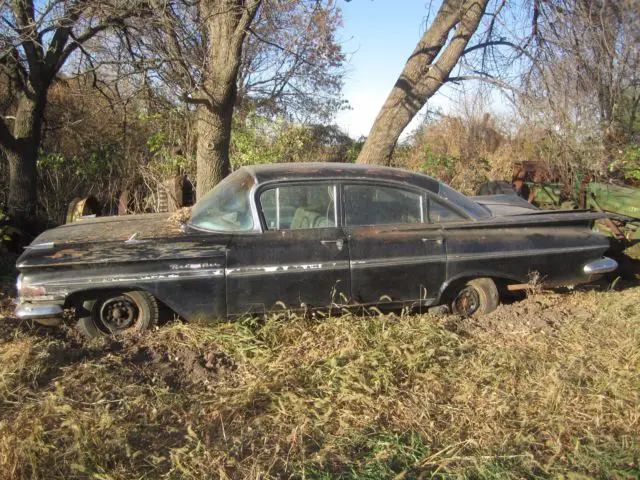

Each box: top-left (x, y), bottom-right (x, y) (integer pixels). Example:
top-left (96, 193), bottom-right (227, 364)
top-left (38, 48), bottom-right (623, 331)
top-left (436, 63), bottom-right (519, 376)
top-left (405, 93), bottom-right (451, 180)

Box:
top-left (14, 163), bottom-right (619, 338)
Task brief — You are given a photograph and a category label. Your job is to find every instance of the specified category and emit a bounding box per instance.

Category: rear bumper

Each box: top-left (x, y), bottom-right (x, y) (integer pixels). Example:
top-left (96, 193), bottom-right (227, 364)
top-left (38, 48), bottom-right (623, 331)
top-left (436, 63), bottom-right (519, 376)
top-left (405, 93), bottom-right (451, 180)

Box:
top-left (15, 303), bottom-right (64, 321)
top-left (583, 257), bottom-right (618, 275)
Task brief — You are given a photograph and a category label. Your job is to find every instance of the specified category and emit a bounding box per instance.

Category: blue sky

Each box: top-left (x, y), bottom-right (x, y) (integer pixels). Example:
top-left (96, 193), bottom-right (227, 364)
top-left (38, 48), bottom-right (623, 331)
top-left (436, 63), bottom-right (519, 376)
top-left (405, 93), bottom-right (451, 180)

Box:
top-left (335, 1), bottom-right (454, 139)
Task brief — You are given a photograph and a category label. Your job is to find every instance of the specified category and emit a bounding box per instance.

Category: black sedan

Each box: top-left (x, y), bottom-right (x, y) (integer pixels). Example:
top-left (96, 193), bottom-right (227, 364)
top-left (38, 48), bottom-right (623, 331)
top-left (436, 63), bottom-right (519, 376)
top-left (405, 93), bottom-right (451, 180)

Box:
top-left (14, 163), bottom-right (618, 338)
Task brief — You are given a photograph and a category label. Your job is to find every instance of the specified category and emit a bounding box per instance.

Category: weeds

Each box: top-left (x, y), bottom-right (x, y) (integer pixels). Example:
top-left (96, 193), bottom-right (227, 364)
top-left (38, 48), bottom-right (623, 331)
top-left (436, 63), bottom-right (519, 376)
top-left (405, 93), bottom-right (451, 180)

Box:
top-left (0, 288), bottom-right (638, 479)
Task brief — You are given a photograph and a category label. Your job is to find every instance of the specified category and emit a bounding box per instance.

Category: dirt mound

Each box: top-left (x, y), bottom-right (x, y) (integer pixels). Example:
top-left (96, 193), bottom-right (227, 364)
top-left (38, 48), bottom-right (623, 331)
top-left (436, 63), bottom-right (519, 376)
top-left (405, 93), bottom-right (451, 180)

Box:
top-left (121, 335), bottom-right (236, 389)
top-left (442, 289), bottom-right (600, 335)
top-left (0, 316), bottom-right (236, 393)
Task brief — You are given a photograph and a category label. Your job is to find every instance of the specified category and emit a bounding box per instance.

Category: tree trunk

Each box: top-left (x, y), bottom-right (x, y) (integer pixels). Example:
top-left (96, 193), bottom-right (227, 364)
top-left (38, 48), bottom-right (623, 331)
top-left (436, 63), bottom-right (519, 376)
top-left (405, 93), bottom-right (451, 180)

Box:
top-left (2, 93), bottom-right (45, 224)
top-left (357, 0), bottom-right (489, 166)
top-left (194, 0), bottom-right (260, 199)
top-left (195, 96), bottom-right (235, 197)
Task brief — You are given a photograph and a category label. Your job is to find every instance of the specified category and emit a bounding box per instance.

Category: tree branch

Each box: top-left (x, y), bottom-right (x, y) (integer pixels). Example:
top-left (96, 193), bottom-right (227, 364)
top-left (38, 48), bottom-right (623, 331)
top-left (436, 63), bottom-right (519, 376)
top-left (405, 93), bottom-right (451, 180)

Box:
top-left (11, 0), bottom-right (45, 85)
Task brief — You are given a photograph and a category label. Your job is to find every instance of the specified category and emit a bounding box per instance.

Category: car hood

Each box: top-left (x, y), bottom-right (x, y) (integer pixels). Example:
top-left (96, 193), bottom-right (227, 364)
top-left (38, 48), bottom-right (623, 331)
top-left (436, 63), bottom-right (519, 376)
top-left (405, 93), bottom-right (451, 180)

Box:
top-left (31, 213), bottom-right (184, 246)
top-left (471, 194), bottom-right (539, 216)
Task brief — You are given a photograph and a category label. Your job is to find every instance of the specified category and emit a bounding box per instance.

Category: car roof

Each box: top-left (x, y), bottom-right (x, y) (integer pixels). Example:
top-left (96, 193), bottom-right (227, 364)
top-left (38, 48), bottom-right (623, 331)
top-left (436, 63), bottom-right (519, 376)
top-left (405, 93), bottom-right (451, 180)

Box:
top-left (241, 162), bottom-right (440, 193)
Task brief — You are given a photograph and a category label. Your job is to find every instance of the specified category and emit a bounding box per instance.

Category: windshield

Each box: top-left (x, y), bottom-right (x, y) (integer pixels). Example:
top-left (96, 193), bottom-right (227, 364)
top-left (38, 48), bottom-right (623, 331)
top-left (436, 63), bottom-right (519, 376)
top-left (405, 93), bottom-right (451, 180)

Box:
top-left (190, 169), bottom-right (256, 232)
top-left (438, 183), bottom-right (491, 219)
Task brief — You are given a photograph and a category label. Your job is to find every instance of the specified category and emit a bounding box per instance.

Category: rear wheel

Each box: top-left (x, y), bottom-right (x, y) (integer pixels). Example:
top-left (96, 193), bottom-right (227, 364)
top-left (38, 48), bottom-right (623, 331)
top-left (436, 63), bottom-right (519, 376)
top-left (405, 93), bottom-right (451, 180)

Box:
top-left (77, 290), bottom-right (159, 339)
top-left (450, 278), bottom-right (499, 317)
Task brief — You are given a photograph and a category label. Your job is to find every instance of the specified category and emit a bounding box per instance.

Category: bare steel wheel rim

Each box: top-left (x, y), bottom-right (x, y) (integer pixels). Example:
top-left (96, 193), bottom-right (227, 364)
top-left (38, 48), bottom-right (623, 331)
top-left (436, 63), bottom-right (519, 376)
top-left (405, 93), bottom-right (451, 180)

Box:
top-left (453, 286), bottom-right (481, 316)
top-left (99, 295), bottom-right (140, 332)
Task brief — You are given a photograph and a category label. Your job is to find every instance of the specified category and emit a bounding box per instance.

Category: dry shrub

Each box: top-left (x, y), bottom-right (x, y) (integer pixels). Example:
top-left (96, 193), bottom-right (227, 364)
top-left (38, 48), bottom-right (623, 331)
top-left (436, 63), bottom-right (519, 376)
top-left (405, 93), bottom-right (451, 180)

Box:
top-left (394, 114), bottom-right (517, 195)
top-left (0, 287), bottom-right (638, 479)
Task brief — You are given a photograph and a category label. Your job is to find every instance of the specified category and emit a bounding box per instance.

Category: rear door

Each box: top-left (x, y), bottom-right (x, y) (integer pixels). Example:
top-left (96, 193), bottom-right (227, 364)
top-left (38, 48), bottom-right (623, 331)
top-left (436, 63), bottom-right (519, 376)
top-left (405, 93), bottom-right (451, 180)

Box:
top-left (226, 182), bottom-right (350, 315)
top-left (343, 182), bottom-right (447, 307)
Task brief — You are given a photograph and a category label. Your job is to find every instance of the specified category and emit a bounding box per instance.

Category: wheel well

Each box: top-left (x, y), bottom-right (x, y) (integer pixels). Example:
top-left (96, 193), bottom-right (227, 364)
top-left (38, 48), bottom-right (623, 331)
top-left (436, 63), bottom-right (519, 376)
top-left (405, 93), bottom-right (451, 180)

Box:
top-left (65, 288), bottom-right (179, 324)
top-left (440, 276), bottom-right (515, 304)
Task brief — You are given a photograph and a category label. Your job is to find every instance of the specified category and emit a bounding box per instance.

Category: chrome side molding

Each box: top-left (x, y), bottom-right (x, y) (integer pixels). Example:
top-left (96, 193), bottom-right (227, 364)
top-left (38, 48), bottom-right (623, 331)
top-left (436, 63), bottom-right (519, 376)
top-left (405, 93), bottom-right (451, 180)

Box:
top-left (24, 242), bottom-right (55, 250)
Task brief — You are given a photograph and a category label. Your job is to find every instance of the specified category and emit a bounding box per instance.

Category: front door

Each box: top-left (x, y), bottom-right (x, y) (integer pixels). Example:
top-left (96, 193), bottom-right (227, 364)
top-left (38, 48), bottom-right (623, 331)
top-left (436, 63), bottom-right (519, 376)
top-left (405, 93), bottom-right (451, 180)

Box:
top-left (226, 182), bottom-right (350, 315)
top-left (343, 183), bottom-right (447, 307)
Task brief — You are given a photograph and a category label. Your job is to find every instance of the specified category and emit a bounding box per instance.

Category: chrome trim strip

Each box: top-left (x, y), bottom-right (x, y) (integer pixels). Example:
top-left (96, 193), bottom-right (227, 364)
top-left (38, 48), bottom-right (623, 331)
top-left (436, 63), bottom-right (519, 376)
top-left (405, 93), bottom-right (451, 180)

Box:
top-left (25, 241), bottom-right (55, 250)
top-left (448, 245), bottom-right (604, 261)
top-left (583, 257), bottom-right (618, 274)
top-left (32, 266), bottom-right (225, 288)
top-left (226, 260), bottom-right (350, 278)
top-left (15, 303), bottom-right (63, 319)
top-left (351, 255), bottom-right (446, 269)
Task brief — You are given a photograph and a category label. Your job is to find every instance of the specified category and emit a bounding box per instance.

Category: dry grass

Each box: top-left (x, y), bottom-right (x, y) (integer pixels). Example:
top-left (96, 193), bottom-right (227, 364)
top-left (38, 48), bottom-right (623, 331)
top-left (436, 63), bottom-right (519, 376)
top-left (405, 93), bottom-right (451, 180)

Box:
top-left (0, 285), bottom-right (638, 479)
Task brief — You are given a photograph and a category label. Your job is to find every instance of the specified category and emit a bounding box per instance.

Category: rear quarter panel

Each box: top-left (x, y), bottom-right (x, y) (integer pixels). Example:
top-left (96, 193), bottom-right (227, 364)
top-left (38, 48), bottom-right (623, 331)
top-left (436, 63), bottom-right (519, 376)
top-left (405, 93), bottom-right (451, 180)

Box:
top-left (442, 224), bottom-right (610, 295)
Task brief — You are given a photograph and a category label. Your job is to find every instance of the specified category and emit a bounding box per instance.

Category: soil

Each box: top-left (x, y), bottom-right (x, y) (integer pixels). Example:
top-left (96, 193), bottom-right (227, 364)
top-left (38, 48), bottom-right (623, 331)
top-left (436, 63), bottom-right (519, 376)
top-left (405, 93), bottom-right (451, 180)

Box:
top-left (121, 335), bottom-right (236, 389)
top-left (441, 289), bottom-right (602, 336)
top-left (0, 314), bottom-right (236, 393)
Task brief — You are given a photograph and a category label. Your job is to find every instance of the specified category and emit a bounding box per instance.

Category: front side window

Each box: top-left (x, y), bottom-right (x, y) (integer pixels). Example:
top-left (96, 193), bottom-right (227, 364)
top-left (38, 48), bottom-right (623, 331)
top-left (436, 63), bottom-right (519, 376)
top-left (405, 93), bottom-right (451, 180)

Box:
top-left (190, 169), bottom-right (255, 232)
top-left (344, 184), bottom-right (424, 226)
top-left (260, 183), bottom-right (337, 230)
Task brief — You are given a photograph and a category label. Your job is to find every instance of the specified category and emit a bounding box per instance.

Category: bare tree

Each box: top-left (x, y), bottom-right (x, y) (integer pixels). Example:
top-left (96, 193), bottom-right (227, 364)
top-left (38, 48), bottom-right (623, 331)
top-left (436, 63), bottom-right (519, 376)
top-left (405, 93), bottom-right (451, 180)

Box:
top-left (521, 0), bottom-right (640, 173)
top-left (238, 0), bottom-right (346, 123)
top-left (357, 0), bottom-right (490, 165)
top-left (0, 0), bottom-right (147, 223)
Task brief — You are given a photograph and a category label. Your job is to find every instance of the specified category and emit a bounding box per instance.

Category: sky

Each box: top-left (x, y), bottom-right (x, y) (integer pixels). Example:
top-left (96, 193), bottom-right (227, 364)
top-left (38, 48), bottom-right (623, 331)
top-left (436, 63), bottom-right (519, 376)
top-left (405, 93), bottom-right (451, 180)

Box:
top-left (334, 0), bottom-right (453, 139)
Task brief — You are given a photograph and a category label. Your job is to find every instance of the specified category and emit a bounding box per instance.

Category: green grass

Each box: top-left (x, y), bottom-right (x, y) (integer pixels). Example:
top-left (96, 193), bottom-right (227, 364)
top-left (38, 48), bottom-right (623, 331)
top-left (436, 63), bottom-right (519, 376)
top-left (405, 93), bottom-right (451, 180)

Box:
top-left (0, 287), bottom-right (639, 479)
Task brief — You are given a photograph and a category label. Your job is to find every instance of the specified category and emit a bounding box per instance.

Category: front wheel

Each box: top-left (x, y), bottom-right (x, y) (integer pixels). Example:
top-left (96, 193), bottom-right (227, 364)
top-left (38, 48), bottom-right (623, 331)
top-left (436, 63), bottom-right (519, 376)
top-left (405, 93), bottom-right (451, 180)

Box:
top-left (450, 278), bottom-right (499, 317)
top-left (77, 290), bottom-right (159, 339)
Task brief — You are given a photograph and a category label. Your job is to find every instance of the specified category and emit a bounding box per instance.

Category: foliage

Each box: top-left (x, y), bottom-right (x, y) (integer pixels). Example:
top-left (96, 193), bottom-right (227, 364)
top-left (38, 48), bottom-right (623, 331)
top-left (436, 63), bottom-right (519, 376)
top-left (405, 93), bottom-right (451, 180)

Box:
top-left (231, 113), bottom-right (357, 169)
top-left (37, 145), bottom-right (123, 182)
top-left (0, 288), bottom-right (638, 478)
top-left (394, 114), bottom-right (499, 195)
top-left (609, 144), bottom-right (640, 183)
top-left (146, 130), bottom-right (195, 179)
top-left (0, 209), bottom-right (21, 253)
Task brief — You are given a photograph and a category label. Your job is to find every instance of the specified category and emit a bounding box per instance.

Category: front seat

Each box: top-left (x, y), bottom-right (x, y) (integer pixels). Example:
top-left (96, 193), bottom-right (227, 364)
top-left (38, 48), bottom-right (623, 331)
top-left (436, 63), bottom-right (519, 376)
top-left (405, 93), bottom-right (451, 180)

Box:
top-left (290, 208), bottom-right (320, 229)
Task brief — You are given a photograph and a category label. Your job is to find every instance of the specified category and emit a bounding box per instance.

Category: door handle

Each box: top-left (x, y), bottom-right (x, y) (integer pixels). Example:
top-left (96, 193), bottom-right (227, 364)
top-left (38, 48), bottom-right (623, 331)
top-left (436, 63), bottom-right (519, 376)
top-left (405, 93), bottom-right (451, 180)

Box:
top-left (321, 238), bottom-right (345, 251)
top-left (422, 237), bottom-right (443, 246)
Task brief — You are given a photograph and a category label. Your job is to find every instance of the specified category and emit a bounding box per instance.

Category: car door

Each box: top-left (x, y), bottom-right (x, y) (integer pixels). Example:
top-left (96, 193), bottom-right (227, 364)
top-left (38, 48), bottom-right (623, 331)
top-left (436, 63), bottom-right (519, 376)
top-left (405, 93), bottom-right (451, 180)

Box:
top-left (226, 181), bottom-right (350, 315)
top-left (343, 182), bottom-right (447, 308)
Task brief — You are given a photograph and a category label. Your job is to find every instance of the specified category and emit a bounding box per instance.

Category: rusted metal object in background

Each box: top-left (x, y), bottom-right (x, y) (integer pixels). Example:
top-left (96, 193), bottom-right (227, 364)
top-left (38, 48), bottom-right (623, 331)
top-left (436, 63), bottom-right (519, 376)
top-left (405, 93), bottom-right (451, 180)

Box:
top-left (157, 175), bottom-right (195, 213)
top-left (118, 175), bottom-right (195, 215)
top-left (65, 196), bottom-right (100, 223)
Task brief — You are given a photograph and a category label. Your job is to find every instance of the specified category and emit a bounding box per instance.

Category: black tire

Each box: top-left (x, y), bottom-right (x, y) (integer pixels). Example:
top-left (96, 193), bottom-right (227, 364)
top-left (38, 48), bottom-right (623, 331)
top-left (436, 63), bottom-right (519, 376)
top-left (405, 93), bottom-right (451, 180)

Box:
top-left (450, 278), bottom-right (499, 317)
top-left (76, 290), bottom-right (159, 339)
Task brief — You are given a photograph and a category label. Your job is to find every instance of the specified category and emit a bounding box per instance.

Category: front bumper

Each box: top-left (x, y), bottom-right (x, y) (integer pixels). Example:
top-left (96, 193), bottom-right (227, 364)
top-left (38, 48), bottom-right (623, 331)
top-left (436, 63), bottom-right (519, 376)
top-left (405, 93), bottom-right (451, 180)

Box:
top-left (15, 303), bottom-right (64, 322)
top-left (583, 256), bottom-right (618, 275)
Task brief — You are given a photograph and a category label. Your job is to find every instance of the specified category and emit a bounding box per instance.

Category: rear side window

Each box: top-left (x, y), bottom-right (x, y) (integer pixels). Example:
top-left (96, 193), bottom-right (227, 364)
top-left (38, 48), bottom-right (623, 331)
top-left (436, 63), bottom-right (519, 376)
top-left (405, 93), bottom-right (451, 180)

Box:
top-left (344, 184), bottom-right (424, 226)
top-left (260, 183), bottom-right (337, 230)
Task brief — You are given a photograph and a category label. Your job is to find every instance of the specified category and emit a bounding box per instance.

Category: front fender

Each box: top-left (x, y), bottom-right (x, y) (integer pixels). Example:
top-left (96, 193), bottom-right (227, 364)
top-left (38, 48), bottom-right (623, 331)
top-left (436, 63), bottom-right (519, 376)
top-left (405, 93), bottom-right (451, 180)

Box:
top-left (20, 257), bottom-right (227, 323)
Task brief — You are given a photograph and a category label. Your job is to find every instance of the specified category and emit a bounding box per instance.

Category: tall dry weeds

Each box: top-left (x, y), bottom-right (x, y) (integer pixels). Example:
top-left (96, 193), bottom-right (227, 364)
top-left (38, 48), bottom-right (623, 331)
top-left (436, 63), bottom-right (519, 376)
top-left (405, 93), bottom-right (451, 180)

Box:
top-left (0, 287), bottom-right (638, 479)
